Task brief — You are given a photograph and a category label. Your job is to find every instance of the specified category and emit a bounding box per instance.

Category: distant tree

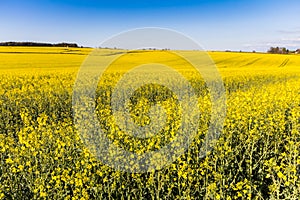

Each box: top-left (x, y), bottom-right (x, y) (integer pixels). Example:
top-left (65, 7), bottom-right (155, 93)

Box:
top-left (268, 47), bottom-right (275, 53)
top-left (282, 47), bottom-right (287, 54)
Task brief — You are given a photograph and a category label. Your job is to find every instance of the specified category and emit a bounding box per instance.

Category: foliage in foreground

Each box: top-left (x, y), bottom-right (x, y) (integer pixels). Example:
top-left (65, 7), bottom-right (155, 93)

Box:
top-left (0, 48), bottom-right (300, 199)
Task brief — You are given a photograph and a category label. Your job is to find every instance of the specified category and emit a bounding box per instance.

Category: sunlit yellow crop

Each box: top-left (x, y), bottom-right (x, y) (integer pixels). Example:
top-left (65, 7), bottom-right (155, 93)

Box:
top-left (0, 47), bottom-right (299, 199)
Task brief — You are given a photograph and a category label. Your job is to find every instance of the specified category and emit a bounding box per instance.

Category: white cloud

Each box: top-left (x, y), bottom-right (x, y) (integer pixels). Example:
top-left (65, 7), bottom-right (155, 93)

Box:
top-left (278, 27), bottom-right (300, 34)
top-left (281, 37), bottom-right (300, 42)
top-left (243, 37), bottom-right (300, 51)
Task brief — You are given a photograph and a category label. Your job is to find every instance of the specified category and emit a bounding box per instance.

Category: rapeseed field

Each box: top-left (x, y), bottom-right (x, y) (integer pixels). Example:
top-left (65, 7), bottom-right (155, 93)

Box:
top-left (0, 47), bottom-right (299, 199)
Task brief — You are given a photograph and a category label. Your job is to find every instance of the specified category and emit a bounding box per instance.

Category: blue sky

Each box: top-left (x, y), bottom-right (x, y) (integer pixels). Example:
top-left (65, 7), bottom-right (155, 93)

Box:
top-left (1, 0), bottom-right (300, 51)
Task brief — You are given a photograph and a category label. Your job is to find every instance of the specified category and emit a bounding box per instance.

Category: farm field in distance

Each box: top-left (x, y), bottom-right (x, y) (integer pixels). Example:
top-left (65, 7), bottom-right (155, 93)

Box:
top-left (0, 47), bottom-right (299, 199)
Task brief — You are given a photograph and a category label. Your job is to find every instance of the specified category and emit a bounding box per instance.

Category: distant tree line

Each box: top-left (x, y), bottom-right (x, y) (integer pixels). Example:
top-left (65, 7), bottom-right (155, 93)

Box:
top-left (267, 47), bottom-right (290, 54)
top-left (0, 42), bottom-right (79, 47)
